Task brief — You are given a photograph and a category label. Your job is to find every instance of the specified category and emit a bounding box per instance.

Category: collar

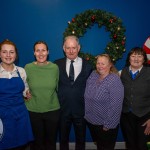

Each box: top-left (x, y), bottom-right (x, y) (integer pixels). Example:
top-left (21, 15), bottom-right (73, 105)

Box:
top-left (0, 63), bottom-right (17, 73)
top-left (66, 57), bottom-right (79, 63)
top-left (129, 65), bottom-right (143, 73)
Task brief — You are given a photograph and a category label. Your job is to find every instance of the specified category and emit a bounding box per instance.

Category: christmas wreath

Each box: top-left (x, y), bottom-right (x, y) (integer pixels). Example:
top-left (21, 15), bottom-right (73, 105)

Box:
top-left (63, 9), bottom-right (126, 67)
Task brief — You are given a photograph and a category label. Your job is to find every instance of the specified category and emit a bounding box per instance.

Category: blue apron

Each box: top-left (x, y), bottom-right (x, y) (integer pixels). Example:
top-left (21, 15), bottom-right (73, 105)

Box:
top-left (0, 70), bottom-right (33, 149)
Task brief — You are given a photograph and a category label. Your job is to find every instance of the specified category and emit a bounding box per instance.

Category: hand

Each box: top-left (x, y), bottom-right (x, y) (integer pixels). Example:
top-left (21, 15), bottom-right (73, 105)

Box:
top-left (25, 90), bottom-right (32, 100)
top-left (142, 119), bottom-right (150, 135)
top-left (103, 127), bottom-right (109, 131)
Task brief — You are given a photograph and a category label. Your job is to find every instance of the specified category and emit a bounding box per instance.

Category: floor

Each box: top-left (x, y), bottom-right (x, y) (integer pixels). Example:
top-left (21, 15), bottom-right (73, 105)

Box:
top-left (26, 148), bottom-right (126, 150)
top-left (25, 142), bottom-right (127, 150)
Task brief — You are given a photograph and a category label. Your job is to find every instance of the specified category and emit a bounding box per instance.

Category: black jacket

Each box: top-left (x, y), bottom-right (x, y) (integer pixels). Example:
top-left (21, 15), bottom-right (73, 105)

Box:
top-left (54, 57), bottom-right (93, 117)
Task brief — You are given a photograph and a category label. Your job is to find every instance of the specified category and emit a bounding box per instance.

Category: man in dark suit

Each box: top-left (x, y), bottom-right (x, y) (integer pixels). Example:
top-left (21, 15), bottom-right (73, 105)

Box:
top-left (54, 35), bottom-right (93, 150)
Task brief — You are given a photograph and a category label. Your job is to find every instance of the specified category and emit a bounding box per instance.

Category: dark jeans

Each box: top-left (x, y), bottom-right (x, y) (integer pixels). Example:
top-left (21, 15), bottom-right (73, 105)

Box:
top-left (86, 121), bottom-right (119, 150)
top-left (29, 110), bottom-right (60, 150)
top-left (120, 112), bottom-right (150, 150)
top-left (59, 115), bottom-right (86, 150)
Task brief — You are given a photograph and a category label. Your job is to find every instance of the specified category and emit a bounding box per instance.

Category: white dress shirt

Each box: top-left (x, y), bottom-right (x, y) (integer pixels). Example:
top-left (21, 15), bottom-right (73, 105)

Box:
top-left (66, 57), bottom-right (82, 81)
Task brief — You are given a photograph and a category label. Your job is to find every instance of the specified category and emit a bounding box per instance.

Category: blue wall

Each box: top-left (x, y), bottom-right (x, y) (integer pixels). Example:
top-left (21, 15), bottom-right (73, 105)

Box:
top-left (0, 0), bottom-right (150, 142)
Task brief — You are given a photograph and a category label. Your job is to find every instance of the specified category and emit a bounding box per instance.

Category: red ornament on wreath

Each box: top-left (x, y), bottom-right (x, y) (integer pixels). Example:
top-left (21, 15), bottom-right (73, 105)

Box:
top-left (109, 19), bottom-right (113, 23)
top-left (122, 41), bottom-right (125, 45)
top-left (72, 18), bottom-right (75, 22)
top-left (113, 34), bottom-right (117, 39)
top-left (91, 15), bottom-right (95, 22)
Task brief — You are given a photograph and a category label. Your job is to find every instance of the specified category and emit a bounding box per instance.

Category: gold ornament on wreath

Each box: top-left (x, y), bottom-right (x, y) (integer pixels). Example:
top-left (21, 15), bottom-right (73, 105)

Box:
top-left (64, 9), bottom-right (126, 67)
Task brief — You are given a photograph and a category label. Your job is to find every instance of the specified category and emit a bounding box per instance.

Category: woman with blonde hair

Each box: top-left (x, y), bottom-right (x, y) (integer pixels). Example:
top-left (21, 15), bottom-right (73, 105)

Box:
top-left (84, 54), bottom-right (124, 150)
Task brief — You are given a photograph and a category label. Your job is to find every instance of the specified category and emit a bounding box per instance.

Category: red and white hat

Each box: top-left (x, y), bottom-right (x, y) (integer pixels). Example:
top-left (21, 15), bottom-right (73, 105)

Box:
top-left (143, 37), bottom-right (150, 64)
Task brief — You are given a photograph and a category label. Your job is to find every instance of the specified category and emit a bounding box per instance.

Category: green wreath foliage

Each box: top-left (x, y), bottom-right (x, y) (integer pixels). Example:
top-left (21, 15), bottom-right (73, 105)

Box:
top-left (63, 9), bottom-right (126, 67)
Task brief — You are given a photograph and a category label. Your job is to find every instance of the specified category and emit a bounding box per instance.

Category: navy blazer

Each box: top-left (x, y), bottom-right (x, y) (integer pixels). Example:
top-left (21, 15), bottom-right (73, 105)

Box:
top-left (54, 57), bottom-right (93, 117)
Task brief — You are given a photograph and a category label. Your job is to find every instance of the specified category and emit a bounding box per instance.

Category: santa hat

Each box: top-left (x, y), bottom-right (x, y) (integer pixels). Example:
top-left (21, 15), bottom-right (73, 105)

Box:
top-left (143, 37), bottom-right (150, 64)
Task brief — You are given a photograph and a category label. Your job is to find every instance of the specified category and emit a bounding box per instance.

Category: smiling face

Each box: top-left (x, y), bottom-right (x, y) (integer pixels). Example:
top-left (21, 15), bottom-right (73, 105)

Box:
top-left (34, 43), bottom-right (49, 64)
top-left (0, 44), bottom-right (16, 66)
top-left (129, 53), bottom-right (144, 70)
top-left (63, 36), bottom-right (80, 60)
top-left (96, 55), bottom-right (112, 77)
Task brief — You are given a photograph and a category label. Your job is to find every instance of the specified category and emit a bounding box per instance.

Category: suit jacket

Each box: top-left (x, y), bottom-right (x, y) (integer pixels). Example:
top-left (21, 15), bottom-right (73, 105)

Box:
top-left (54, 57), bottom-right (93, 118)
top-left (121, 66), bottom-right (150, 117)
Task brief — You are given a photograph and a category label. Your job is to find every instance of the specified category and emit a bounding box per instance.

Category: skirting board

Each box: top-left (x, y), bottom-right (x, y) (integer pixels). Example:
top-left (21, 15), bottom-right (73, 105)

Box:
top-left (56, 142), bottom-right (126, 149)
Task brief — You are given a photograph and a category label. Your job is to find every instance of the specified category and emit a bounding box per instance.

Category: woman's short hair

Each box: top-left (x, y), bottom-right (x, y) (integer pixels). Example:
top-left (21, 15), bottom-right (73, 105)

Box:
top-left (125, 47), bottom-right (148, 67)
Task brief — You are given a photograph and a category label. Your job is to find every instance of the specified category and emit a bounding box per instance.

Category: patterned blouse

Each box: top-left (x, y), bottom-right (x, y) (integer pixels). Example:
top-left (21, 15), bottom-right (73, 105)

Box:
top-left (84, 70), bottom-right (124, 129)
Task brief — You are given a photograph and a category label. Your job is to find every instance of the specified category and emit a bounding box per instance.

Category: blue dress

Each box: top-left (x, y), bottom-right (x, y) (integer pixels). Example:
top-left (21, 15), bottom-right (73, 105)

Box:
top-left (0, 70), bottom-right (34, 149)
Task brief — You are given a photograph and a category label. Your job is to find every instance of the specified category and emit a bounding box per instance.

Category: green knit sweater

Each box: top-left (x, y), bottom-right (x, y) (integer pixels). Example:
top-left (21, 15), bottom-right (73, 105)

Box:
top-left (25, 62), bottom-right (60, 112)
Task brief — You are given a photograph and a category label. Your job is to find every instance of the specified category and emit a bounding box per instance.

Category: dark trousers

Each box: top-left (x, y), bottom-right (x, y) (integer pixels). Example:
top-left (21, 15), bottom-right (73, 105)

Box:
top-left (59, 115), bottom-right (86, 150)
top-left (29, 110), bottom-right (60, 150)
top-left (8, 144), bottom-right (28, 150)
top-left (86, 121), bottom-right (119, 150)
top-left (120, 112), bottom-right (150, 150)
